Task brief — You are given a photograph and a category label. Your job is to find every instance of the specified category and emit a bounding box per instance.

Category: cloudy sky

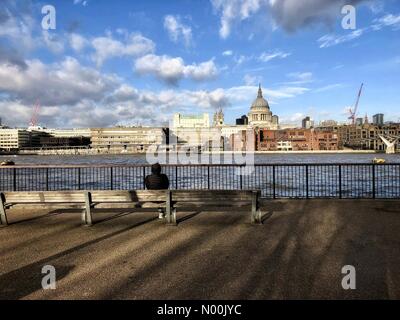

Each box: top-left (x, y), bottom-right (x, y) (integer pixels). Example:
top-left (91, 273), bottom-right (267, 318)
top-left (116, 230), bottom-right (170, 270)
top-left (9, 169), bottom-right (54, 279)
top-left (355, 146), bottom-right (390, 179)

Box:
top-left (0, 0), bottom-right (399, 128)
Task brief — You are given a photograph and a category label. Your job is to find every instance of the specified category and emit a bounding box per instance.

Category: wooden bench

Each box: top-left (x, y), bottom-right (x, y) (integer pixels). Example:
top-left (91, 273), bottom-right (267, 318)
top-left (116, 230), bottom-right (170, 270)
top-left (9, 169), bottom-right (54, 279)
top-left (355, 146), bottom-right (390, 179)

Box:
top-left (0, 190), bottom-right (171, 227)
top-left (0, 189), bottom-right (262, 227)
top-left (167, 190), bottom-right (262, 225)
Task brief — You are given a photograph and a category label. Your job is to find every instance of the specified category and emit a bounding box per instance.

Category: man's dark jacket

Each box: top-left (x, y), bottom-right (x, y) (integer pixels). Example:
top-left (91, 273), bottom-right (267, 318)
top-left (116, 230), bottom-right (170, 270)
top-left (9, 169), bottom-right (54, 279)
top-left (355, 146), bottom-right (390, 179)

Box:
top-left (145, 164), bottom-right (170, 190)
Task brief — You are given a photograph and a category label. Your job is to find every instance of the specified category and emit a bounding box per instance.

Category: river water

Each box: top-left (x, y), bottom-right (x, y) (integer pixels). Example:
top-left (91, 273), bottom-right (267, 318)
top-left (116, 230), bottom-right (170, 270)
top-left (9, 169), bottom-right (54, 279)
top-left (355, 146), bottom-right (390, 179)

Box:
top-left (1, 153), bottom-right (400, 165)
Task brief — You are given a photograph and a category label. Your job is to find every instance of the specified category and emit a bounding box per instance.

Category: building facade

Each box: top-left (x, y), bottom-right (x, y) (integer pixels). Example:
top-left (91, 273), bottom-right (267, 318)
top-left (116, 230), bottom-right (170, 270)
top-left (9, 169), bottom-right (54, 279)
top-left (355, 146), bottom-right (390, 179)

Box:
top-left (173, 113), bottom-right (210, 128)
top-left (373, 114), bottom-right (384, 126)
top-left (90, 127), bottom-right (166, 153)
top-left (0, 129), bottom-right (39, 151)
top-left (257, 127), bottom-right (340, 151)
top-left (302, 116), bottom-right (314, 129)
top-left (338, 123), bottom-right (400, 151)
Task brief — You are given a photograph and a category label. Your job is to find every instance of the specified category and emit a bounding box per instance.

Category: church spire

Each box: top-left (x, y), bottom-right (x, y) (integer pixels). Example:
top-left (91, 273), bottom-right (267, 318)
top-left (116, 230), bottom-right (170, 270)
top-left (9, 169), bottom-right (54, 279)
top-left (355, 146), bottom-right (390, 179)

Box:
top-left (257, 83), bottom-right (263, 98)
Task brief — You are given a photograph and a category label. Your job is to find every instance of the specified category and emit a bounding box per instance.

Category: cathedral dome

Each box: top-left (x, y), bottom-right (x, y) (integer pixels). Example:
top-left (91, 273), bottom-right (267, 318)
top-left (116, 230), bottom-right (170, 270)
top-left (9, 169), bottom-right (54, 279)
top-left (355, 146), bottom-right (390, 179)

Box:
top-left (251, 85), bottom-right (270, 110)
top-left (248, 84), bottom-right (279, 129)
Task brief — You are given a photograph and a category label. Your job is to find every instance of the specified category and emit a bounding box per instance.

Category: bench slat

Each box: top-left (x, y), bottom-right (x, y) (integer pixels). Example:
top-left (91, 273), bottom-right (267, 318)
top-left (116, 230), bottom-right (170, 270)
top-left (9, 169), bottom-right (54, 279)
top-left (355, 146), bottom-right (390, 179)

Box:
top-left (90, 190), bottom-right (168, 202)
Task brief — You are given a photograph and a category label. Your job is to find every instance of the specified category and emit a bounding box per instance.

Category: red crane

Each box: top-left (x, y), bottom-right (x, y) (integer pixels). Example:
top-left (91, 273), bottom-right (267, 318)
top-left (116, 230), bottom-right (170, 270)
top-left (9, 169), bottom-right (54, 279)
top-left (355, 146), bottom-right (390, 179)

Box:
top-left (29, 100), bottom-right (41, 127)
top-left (348, 83), bottom-right (363, 125)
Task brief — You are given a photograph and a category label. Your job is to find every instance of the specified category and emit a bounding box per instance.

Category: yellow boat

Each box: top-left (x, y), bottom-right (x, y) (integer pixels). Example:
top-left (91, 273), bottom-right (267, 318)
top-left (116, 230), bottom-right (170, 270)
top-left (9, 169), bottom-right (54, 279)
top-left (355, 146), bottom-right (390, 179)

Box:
top-left (0, 160), bottom-right (15, 166)
top-left (372, 158), bottom-right (386, 164)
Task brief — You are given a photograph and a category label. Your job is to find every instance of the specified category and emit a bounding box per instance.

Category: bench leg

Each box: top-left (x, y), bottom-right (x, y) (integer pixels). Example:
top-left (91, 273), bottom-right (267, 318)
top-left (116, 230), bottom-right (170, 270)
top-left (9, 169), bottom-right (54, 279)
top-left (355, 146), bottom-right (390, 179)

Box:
top-left (167, 208), bottom-right (177, 226)
top-left (0, 204), bottom-right (8, 227)
top-left (83, 192), bottom-right (93, 226)
top-left (0, 193), bottom-right (8, 227)
top-left (165, 190), bottom-right (177, 226)
top-left (251, 191), bottom-right (262, 225)
top-left (166, 206), bottom-right (177, 226)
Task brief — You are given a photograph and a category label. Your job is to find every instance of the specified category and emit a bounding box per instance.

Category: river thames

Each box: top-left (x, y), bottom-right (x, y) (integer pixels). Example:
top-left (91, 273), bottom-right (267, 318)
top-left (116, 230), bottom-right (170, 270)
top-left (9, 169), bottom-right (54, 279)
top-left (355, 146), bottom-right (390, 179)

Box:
top-left (1, 153), bottom-right (399, 166)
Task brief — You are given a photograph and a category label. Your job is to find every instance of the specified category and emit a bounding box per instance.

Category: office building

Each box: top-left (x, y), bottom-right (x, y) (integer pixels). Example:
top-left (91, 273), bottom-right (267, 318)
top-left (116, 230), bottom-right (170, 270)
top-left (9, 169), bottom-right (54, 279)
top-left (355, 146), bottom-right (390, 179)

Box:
top-left (173, 113), bottom-right (210, 128)
top-left (373, 114), bottom-right (384, 126)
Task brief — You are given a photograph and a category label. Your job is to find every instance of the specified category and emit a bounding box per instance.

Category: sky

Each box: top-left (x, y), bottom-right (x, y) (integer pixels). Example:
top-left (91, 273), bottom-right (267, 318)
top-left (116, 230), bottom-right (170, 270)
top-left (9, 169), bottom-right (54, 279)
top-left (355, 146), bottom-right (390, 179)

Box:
top-left (0, 0), bottom-right (399, 128)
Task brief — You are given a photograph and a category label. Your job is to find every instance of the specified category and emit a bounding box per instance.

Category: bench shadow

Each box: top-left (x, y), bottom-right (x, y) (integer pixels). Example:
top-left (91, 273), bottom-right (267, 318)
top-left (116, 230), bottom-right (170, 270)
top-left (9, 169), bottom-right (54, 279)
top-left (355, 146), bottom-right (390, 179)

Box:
top-left (7, 210), bottom-right (65, 225)
top-left (260, 211), bottom-right (273, 223)
top-left (0, 215), bottom-right (158, 299)
top-left (176, 211), bottom-right (202, 224)
top-left (92, 209), bottom-right (158, 224)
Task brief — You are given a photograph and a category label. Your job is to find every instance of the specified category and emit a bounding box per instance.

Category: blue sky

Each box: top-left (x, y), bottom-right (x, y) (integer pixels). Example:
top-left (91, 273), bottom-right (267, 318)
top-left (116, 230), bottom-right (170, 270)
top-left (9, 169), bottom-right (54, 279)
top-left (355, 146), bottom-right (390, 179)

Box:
top-left (0, 0), bottom-right (399, 128)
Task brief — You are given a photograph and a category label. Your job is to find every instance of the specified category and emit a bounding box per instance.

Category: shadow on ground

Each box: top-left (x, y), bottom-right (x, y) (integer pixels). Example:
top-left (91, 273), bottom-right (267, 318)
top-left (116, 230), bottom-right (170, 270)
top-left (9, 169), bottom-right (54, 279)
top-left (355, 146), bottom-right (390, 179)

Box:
top-left (0, 199), bottom-right (399, 299)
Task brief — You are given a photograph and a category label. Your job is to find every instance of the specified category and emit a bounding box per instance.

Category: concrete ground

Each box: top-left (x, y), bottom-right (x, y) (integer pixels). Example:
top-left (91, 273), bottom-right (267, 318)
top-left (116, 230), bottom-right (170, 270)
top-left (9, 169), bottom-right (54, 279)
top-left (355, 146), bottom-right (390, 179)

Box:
top-left (0, 199), bottom-right (399, 300)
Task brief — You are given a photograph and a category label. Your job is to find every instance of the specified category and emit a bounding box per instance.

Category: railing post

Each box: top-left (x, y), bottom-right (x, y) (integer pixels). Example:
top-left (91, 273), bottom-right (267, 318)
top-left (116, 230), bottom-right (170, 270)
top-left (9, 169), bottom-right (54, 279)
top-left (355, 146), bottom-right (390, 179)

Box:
top-left (339, 165), bottom-right (342, 199)
top-left (78, 167), bottom-right (81, 190)
top-left (143, 166), bottom-right (146, 189)
top-left (372, 164), bottom-right (376, 199)
top-left (110, 167), bottom-right (114, 190)
top-left (175, 166), bottom-right (178, 189)
top-left (46, 168), bottom-right (49, 191)
top-left (273, 165), bottom-right (276, 199)
top-left (207, 166), bottom-right (210, 190)
top-left (13, 168), bottom-right (16, 192)
top-left (305, 165), bottom-right (309, 199)
top-left (239, 166), bottom-right (243, 190)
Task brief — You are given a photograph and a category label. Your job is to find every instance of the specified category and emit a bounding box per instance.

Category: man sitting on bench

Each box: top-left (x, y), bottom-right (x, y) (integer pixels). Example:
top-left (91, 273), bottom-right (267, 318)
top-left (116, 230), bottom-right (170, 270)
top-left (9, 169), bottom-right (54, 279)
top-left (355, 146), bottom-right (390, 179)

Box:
top-left (145, 163), bottom-right (170, 219)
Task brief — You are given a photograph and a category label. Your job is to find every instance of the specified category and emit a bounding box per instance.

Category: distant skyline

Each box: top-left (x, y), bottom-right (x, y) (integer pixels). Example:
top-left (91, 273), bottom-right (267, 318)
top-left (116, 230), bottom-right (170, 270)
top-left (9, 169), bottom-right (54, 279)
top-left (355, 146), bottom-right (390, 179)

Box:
top-left (0, 0), bottom-right (400, 128)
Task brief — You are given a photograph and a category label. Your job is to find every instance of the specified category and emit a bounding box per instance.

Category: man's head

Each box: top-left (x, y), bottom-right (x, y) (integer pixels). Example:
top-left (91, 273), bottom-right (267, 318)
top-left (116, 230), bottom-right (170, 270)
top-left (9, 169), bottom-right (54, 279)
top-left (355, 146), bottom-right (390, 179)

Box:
top-left (151, 163), bottom-right (162, 175)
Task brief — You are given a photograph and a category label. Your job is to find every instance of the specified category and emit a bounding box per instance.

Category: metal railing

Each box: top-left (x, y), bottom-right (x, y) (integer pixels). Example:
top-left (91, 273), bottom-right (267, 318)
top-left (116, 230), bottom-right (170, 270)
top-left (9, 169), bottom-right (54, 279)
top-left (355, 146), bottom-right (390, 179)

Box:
top-left (1, 164), bottom-right (399, 199)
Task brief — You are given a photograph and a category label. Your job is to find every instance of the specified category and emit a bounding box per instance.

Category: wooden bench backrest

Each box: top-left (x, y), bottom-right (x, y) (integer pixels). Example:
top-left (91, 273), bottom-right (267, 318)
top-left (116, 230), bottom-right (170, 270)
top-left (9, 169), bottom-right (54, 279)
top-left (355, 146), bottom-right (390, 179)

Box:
top-left (2, 189), bottom-right (257, 204)
top-left (171, 190), bottom-right (256, 202)
top-left (2, 191), bottom-right (86, 203)
top-left (2, 190), bottom-right (169, 204)
top-left (90, 190), bottom-right (168, 202)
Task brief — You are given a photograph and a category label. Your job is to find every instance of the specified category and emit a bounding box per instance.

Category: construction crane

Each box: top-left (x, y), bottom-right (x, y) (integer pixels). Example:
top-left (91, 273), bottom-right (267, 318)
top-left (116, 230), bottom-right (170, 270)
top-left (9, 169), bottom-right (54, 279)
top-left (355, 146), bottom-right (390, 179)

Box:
top-left (348, 83), bottom-right (364, 125)
top-left (29, 100), bottom-right (41, 127)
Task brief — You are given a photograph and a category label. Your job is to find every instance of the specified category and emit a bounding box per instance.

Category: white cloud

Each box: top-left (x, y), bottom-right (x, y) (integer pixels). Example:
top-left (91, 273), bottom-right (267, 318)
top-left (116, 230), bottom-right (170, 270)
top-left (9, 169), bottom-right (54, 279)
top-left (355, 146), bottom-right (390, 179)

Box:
top-left (0, 54), bottom-right (310, 128)
top-left (42, 31), bottom-right (65, 54)
top-left (222, 50), bottom-right (233, 56)
top-left (259, 50), bottom-right (291, 62)
top-left (318, 29), bottom-right (364, 48)
top-left (69, 33), bottom-right (89, 52)
top-left (91, 33), bottom-right (155, 67)
top-left (372, 14), bottom-right (400, 31)
top-left (0, 57), bottom-right (119, 106)
top-left (0, 7), bottom-right (37, 52)
top-left (134, 54), bottom-right (218, 84)
top-left (314, 83), bottom-right (344, 93)
top-left (286, 72), bottom-right (313, 83)
top-left (279, 112), bottom-right (306, 125)
top-left (164, 15), bottom-right (193, 47)
top-left (268, 0), bottom-right (365, 32)
top-left (243, 74), bottom-right (262, 86)
top-left (73, 0), bottom-right (89, 6)
top-left (211, 0), bottom-right (265, 38)
top-left (210, 0), bottom-right (368, 36)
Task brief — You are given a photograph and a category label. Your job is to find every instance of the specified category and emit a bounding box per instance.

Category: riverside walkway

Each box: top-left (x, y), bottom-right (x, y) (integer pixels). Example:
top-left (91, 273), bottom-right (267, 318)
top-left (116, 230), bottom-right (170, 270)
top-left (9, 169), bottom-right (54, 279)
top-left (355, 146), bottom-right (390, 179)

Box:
top-left (1, 198), bottom-right (399, 299)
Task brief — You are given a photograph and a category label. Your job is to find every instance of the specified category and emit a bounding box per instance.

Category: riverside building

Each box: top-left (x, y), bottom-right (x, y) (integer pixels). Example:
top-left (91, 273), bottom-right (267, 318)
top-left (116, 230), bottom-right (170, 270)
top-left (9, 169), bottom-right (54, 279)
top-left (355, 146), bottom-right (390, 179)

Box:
top-left (90, 127), bottom-right (167, 153)
top-left (0, 128), bottom-right (39, 151)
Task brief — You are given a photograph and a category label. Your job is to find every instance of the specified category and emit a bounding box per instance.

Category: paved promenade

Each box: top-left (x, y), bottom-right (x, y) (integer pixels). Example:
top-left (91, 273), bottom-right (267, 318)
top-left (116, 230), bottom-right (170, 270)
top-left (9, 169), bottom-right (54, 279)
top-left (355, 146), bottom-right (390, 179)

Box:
top-left (1, 199), bottom-right (399, 299)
